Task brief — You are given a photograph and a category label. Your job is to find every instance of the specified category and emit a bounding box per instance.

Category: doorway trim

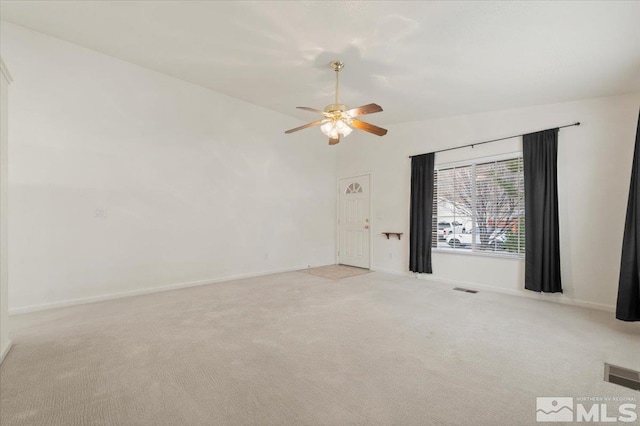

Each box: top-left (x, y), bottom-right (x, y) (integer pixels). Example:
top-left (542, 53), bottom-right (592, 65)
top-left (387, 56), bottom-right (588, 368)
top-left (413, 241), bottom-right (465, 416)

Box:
top-left (336, 172), bottom-right (373, 269)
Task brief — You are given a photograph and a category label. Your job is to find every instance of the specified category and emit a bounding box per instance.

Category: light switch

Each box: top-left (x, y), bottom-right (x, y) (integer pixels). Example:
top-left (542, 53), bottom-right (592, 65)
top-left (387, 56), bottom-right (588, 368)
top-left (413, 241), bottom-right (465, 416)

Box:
top-left (95, 208), bottom-right (109, 218)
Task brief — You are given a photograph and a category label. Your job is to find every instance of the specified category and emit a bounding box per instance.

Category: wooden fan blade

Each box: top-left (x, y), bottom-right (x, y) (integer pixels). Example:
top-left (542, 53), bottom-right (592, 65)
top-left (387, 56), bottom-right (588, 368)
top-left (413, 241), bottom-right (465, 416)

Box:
top-left (329, 135), bottom-right (340, 145)
top-left (297, 107), bottom-right (330, 116)
top-left (284, 120), bottom-right (324, 134)
top-left (345, 103), bottom-right (383, 117)
top-left (351, 119), bottom-right (388, 136)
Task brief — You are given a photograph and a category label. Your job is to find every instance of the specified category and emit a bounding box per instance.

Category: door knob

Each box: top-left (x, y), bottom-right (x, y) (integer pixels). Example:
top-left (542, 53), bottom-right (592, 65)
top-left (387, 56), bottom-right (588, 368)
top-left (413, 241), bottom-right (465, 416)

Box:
top-left (364, 225), bottom-right (369, 229)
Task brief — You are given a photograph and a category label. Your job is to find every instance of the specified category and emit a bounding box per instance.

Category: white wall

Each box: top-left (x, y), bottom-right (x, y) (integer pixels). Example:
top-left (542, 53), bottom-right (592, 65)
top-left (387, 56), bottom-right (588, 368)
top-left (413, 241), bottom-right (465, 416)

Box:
top-left (1, 22), bottom-right (337, 313)
top-left (2, 20), bottom-right (638, 315)
top-left (0, 57), bottom-right (11, 361)
top-left (337, 92), bottom-right (640, 311)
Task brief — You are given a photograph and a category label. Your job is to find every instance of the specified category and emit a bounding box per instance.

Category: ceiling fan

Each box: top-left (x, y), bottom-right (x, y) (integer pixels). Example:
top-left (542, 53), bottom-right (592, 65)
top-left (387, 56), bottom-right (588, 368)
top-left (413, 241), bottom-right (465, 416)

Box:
top-left (285, 60), bottom-right (388, 145)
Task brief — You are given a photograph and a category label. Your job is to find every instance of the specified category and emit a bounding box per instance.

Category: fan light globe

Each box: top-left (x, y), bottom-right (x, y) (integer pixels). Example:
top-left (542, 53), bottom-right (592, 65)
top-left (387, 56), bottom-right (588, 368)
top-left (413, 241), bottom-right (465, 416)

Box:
top-left (321, 119), bottom-right (353, 138)
top-left (336, 119), bottom-right (353, 136)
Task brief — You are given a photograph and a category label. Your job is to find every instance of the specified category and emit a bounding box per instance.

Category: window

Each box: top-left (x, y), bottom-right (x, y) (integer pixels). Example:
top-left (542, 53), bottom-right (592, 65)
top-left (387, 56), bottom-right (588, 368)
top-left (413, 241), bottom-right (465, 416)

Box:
top-left (433, 155), bottom-right (525, 257)
top-left (345, 183), bottom-right (363, 194)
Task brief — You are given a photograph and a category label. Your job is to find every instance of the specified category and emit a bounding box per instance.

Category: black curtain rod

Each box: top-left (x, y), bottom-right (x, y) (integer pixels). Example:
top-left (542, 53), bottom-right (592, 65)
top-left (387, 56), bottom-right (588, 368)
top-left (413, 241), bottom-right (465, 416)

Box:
top-left (408, 122), bottom-right (580, 158)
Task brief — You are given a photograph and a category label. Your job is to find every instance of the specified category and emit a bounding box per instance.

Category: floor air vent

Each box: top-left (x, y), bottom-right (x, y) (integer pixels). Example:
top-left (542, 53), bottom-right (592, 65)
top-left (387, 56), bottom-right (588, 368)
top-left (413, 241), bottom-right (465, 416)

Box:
top-left (453, 287), bottom-right (478, 294)
top-left (604, 363), bottom-right (640, 391)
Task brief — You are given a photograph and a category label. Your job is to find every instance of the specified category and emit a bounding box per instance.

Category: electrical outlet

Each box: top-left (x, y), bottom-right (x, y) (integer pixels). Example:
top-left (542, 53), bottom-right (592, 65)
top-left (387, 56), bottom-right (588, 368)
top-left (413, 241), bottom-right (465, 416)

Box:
top-left (389, 253), bottom-right (393, 259)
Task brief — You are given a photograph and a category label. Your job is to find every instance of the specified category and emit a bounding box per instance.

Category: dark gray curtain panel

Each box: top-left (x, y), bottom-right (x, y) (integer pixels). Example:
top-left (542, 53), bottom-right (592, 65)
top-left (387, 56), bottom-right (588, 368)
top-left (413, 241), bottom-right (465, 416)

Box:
top-left (523, 129), bottom-right (562, 293)
top-left (617, 111), bottom-right (640, 322)
top-left (410, 153), bottom-right (435, 273)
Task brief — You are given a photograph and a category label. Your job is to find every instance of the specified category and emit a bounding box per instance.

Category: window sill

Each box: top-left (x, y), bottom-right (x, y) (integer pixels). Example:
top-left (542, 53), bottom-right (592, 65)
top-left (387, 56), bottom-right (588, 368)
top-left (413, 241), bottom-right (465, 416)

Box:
top-left (433, 248), bottom-right (524, 260)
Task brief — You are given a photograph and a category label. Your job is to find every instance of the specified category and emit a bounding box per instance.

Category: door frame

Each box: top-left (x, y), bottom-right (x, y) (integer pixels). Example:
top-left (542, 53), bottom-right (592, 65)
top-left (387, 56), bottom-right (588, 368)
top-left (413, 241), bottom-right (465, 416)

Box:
top-left (336, 172), bottom-right (373, 268)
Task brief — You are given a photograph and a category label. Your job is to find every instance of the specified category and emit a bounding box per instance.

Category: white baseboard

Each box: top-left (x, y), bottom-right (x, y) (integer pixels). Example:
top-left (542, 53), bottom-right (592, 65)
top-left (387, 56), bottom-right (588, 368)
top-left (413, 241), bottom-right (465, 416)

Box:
top-left (370, 267), bottom-right (616, 313)
top-left (9, 264), bottom-right (616, 316)
top-left (0, 340), bottom-right (12, 365)
top-left (9, 264), bottom-right (320, 315)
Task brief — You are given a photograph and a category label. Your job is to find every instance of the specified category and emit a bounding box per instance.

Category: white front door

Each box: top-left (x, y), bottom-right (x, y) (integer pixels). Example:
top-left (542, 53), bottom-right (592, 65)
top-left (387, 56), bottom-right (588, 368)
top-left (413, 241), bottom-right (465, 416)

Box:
top-left (338, 175), bottom-right (370, 269)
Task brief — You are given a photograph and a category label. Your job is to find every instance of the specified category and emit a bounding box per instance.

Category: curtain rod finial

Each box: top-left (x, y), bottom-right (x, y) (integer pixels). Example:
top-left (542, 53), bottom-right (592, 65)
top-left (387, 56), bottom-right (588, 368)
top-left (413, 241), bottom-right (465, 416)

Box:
top-left (576, 122), bottom-right (581, 126)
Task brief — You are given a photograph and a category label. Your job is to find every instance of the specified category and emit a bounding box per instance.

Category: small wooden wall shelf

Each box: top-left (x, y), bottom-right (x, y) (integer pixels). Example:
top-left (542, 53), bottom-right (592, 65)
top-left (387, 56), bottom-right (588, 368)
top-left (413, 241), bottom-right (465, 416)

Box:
top-left (382, 232), bottom-right (403, 240)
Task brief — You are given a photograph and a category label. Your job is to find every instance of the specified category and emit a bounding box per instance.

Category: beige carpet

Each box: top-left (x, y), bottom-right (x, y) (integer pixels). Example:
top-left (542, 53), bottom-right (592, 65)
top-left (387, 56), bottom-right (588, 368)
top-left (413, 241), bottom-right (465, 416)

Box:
top-left (302, 264), bottom-right (370, 280)
top-left (1, 271), bottom-right (639, 425)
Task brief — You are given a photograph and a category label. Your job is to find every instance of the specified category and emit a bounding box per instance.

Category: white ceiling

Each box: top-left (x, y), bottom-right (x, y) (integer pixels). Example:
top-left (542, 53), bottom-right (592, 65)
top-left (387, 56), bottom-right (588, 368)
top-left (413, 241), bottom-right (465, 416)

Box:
top-left (1, 1), bottom-right (639, 125)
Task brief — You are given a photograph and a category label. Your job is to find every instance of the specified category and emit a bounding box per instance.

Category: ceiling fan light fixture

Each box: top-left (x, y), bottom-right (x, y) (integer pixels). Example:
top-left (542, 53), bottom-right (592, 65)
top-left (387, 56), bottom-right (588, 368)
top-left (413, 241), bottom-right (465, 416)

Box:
top-left (321, 119), bottom-right (352, 138)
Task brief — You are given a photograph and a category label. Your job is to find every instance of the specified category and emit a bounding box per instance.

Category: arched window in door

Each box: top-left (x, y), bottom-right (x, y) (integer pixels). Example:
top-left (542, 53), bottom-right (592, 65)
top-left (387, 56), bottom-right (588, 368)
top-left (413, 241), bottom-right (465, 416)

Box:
top-left (345, 183), bottom-right (363, 194)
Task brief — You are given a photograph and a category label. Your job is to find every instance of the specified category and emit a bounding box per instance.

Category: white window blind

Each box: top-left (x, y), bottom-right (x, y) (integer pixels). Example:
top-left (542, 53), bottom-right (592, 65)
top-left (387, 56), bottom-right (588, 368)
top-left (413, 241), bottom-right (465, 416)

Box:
top-left (433, 155), bottom-right (525, 257)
